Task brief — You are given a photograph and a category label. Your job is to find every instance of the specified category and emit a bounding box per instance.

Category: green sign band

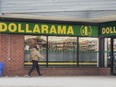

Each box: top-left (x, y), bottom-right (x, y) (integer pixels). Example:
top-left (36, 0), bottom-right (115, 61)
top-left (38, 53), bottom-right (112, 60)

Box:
top-left (101, 22), bottom-right (116, 36)
top-left (0, 21), bottom-right (98, 37)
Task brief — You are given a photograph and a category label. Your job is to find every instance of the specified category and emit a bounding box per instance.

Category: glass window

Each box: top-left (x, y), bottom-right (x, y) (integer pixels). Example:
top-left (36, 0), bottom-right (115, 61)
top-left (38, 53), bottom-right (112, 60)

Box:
top-left (48, 36), bottom-right (77, 67)
top-left (104, 38), bottom-right (111, 67)
top-left (79, 37), bottom-right (99, 66)
top-left (24, 35), bottom-right (99, 67)
top-left (24, 35), bottom-right (47, 66)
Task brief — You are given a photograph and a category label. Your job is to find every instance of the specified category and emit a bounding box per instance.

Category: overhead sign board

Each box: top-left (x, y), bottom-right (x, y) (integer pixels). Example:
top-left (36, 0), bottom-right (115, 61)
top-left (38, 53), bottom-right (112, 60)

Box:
top-left (101, 22), bottom-right (116, 36)
top-left (0, 21), bottom-right (98, 37)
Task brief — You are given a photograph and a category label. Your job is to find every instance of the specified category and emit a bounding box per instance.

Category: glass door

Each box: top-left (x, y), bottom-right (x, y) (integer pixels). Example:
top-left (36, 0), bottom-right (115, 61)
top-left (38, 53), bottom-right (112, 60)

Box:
top-left (113, 38), bottom-right (116, 74)
top-left (111, 38), bottom-right (116, 75)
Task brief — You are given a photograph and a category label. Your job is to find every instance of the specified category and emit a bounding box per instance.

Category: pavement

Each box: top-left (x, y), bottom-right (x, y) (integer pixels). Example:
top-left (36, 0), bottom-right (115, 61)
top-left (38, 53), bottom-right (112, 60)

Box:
top-left (0, 76), bottom-right (116, 87)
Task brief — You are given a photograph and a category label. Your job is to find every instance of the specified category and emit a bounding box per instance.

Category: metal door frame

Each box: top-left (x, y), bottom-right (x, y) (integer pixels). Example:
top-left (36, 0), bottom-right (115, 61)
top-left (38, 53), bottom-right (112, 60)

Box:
top-left (110, 38), bottom-right (116, 75)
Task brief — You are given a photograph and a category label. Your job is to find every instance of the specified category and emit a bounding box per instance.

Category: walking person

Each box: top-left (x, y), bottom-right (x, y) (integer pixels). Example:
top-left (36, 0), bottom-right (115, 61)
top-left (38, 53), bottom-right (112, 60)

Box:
top-left (28, 45), bottom-right (45, 77)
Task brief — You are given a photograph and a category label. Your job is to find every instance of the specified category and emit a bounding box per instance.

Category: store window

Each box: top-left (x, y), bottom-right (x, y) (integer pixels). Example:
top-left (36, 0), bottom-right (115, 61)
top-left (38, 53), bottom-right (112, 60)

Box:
top-left (104, 38), bottom-right (111, 67)
top-left (24, 35), bottom-right (77, 67)
top-left (24, 35), bottom-right (47, 66)
top-left (24, 35), bottom-right (99, 67)
top-left (48, 36), bottom-right (77, 67)
top-left (79, 37), bottom-right (99, 66)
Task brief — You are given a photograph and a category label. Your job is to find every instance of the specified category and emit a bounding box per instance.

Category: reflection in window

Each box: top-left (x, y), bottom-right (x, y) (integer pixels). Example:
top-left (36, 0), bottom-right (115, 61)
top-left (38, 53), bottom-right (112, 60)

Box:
top-left (24, 35), bottom-right (47, 66)
top-left (48, 36), bottom-right (77, 66)
top-left (79, 37), bottom-right (98, 66)
top-left (24, 35), bottom-right (99, 67)
top-left (104, 38), bottom-right (110, 67)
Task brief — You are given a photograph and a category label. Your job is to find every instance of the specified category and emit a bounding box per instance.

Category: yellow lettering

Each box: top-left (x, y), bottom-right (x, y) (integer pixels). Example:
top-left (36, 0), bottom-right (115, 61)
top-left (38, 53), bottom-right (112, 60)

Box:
top-left (33, 24), bottom-right (40, 33)
top-left (110, 27), bottom-right (113, 34)
top-left (0, 23), bottom-right (7, 32)
top-left (114, 27), bottom-right (116, 33)
top-left (102, 28), bottom-right (106, 34)
top-left (58, 26), bottom-right (66, 34)
top-left (18, 24), bottom-right (24, 33)
top-left (106, 28), bottom-right (109, 34)
top-left (67, 26), bottom-right (74, 34)
top-left (42, 25), bottom-right (48, 33)
top-left (8, 23), bottom-right (17, 32)
top-left (26, 24), bottom-right (32, 33)
top-left (50, 25), bottom-right (57, 34)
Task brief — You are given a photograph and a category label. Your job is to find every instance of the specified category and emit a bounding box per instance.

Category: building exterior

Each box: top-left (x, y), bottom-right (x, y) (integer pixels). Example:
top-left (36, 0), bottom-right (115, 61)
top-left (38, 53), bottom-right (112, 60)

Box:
top-left (0, 0), bottom-right (116, 76)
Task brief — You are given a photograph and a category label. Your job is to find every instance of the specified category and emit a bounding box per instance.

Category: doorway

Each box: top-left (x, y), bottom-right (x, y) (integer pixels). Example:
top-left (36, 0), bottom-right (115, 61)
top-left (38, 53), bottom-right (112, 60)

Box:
top-left (110, 38), bottom-right (116, 75)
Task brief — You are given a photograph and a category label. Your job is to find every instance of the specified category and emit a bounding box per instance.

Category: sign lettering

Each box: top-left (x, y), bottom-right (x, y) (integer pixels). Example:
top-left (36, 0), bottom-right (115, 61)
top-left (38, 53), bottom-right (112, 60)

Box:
top-left (0, 21), bottom-right (98, 37)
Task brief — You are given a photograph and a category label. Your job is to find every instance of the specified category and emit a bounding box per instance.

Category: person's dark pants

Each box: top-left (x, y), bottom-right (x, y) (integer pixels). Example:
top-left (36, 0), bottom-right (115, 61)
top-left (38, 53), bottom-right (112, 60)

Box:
top-left (28, 60), bottom-right (41, 76)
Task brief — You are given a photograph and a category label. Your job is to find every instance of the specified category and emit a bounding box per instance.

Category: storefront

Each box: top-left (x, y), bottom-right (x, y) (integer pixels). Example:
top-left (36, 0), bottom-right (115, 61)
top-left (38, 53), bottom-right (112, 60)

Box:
top-left (101, 22), bottom-right (116, 75)
top-left (0, 18), bottom-right (110, 76)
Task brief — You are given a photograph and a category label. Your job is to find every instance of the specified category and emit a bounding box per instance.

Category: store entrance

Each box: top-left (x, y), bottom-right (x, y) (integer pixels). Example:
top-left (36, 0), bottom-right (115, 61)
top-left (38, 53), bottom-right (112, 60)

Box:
top-left (110, 38), bottom-right (116, 75)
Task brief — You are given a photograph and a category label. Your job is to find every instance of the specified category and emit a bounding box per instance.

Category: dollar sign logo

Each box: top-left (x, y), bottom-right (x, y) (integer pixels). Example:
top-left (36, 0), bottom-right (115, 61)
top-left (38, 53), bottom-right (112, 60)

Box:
top-left (80, 26), bottom-right (92, 36)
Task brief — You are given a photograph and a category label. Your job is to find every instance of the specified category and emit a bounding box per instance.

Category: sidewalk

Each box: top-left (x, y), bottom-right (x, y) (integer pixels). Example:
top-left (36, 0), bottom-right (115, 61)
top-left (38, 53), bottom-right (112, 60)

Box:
top-left (0, 76), bottom-right (116, 87)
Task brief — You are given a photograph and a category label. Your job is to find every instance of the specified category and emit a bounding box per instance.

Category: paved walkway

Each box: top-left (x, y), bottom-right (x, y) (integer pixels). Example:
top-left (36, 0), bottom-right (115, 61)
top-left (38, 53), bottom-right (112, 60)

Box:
top-left (0, 76), bottom-right (116, 87)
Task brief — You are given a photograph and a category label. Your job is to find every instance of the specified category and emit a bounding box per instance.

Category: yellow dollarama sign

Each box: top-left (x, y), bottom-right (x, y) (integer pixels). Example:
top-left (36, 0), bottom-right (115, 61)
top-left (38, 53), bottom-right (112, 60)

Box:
top-left (0, 22), bottom-right (74, 35)
top-left (0, 21), bottom-right (98, 36)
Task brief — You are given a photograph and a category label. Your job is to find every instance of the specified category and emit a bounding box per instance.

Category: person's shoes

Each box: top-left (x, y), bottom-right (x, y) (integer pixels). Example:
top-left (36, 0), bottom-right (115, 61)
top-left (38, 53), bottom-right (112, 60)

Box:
top-left (26, 75), bottom-right (31, 77)
top-left (39, 74), bottom-right (43, 76)
top-left (24, 75), bottom-right (31, 77)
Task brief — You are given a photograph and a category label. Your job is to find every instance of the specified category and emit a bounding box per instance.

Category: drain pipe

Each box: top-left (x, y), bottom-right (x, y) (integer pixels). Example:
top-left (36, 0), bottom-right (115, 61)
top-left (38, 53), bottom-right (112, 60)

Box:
top-left (8, 34), bottom-right (11, 61)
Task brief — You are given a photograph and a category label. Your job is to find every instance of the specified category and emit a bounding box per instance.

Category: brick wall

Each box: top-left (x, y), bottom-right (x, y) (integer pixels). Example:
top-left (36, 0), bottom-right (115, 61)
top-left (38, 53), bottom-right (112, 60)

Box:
top-left (23, 67), bottom-right (110, 76)
top-left (0, 34), bottom-right (24, 76)
top-left (99, 68), bottom-right (111, 75)
top-left (41, 68), bottom-right (110, 76)
top-left (0, 34), bottom-right (1, 61)
top-left (0, 34), bottom-right (111, 76)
